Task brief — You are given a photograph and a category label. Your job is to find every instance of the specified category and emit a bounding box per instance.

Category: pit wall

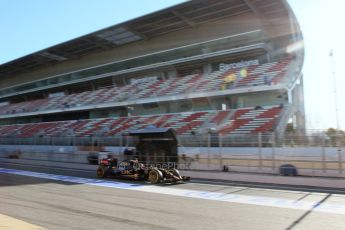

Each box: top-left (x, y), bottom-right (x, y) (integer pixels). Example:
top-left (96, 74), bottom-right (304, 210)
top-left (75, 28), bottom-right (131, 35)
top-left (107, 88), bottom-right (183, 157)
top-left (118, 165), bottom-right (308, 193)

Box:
top-left (0, 145), bottom-right (344, 178)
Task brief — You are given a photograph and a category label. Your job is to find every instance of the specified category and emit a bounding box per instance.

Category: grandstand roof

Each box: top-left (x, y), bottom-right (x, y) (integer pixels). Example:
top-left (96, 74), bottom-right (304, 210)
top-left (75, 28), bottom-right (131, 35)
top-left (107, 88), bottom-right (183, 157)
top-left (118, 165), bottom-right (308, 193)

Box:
top-left (0, 0), bottom-right (291, 77)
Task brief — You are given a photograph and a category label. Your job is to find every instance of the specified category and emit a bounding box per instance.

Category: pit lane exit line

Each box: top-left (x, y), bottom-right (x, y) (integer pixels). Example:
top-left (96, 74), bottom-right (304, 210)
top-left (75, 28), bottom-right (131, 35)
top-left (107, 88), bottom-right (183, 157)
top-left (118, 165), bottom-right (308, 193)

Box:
top-left (1, 167), bottom-right (344, 215)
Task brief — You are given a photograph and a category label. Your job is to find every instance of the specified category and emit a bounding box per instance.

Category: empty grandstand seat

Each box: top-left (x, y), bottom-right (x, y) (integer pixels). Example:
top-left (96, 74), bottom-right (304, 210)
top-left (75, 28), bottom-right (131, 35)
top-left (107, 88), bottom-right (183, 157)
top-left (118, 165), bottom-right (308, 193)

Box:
top-left (219, 105), bottom-right (283, 135)
top-left (0, 58), bottom-right (292, 118)
top-left (0, 104), bottom-right (284, 138)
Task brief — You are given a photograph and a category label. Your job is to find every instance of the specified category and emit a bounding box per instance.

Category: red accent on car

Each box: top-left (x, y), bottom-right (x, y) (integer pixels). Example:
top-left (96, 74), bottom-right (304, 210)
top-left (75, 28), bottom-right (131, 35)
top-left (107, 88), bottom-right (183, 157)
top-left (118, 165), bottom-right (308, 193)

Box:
top-left (100, 159), bottom-right (109, 165)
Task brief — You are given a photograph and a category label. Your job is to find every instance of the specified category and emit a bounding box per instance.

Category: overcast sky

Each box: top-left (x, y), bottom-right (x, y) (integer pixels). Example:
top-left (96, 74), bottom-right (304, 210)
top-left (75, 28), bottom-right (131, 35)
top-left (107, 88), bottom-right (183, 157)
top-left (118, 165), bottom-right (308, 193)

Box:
top-left (0, 0), bottom-right (344, 130)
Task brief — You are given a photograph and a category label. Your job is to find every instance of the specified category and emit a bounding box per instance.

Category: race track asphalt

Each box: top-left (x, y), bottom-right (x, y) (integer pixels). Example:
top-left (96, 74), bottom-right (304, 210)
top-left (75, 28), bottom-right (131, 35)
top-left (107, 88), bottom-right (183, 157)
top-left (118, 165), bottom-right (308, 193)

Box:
top-left (0, 163), bottom-right (344, 230)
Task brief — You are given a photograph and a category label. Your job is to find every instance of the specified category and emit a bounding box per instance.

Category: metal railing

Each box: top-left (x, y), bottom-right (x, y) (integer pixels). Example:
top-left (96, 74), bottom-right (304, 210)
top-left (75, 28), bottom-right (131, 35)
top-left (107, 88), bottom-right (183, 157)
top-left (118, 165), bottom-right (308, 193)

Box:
top-left (0, 132), bottom-right (344, 148)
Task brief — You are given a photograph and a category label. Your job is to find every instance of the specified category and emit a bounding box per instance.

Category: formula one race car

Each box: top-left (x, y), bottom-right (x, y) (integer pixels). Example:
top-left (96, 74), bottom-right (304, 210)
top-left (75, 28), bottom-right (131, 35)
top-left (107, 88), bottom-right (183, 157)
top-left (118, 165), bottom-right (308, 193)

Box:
top-left (96, 158), bottom-right (190, 184)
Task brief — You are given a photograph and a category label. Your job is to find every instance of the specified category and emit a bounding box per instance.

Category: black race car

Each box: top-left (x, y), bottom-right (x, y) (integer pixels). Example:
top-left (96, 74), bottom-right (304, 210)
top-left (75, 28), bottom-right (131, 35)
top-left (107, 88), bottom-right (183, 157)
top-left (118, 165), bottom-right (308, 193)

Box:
top-left (96, 158), bottom-right (190, 184)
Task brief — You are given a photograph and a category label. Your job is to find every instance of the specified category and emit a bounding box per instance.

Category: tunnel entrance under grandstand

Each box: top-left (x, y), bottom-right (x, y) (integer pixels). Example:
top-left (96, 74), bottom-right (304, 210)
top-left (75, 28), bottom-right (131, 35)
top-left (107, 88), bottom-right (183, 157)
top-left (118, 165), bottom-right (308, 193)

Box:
top-left (128, 128), bottom-right (178, 165)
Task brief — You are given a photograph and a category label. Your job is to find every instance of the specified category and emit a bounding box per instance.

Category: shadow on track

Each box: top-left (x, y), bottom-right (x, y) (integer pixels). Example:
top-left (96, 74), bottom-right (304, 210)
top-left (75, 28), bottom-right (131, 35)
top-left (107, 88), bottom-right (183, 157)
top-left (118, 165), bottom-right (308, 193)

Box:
top-left (285, 194), bottom-right (331, 230)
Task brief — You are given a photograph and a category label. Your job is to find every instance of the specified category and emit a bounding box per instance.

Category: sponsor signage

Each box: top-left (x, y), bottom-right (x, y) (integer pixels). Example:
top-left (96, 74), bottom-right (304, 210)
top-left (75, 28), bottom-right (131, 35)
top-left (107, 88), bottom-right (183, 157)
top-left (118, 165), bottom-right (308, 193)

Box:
top-left (131, 76), bottom-right (157, 84)
top-left (219, 59), bottom-right (259, 71)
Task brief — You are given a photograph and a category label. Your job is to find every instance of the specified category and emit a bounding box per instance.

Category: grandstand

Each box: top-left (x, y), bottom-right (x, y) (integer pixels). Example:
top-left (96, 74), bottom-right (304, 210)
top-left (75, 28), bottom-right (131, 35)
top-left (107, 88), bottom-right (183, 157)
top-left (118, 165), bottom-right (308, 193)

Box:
top-left (0, 0), bottom-right (304, 148)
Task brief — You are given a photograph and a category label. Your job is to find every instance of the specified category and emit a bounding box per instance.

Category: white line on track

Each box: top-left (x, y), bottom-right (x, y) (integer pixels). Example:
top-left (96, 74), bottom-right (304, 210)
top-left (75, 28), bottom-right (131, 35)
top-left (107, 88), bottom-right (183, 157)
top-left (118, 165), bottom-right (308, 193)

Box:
top-left (1, 167), bottom-right (344, 215)
top-left (190, 179), bottom-right (342, 195)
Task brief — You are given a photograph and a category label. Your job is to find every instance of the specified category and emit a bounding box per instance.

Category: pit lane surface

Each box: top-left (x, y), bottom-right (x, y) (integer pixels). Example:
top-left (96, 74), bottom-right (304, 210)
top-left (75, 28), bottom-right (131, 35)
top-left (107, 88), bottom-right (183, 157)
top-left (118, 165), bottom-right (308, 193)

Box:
top-left (0, 163), bottom-right (345, 230)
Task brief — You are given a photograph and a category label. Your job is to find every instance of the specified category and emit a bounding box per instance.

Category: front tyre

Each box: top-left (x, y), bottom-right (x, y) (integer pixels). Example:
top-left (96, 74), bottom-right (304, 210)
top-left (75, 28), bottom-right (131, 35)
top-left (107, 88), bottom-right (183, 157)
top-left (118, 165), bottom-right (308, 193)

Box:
top-left (169, 168), bottom-right (181, 178)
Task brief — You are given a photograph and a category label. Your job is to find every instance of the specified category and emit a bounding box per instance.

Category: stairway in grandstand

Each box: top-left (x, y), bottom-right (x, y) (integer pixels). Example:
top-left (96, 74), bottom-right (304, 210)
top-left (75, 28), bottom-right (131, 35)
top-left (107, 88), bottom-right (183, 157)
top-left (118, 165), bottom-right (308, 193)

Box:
top-left (0, 105), bottom-right (284, 138)
top-left (0, 59), bottom-right (292, 117)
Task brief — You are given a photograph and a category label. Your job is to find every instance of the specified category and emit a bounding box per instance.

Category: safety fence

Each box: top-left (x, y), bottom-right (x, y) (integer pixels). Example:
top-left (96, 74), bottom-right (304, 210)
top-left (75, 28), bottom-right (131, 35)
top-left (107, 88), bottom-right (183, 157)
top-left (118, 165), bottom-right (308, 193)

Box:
top-left (1, 132), bottom-right (344, 177)
top-left (0, 146), bottom-right (344, 177)
top-left (0, 132), bottom-right (344, 148)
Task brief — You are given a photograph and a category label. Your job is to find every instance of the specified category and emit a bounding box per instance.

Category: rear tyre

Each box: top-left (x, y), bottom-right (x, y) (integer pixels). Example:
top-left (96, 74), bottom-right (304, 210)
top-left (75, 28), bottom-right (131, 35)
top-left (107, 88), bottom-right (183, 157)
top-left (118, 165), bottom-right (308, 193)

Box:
top-left (97, 166), bottom-right (107, 178)
top-left (148, 169), bottom-right (162, 184)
